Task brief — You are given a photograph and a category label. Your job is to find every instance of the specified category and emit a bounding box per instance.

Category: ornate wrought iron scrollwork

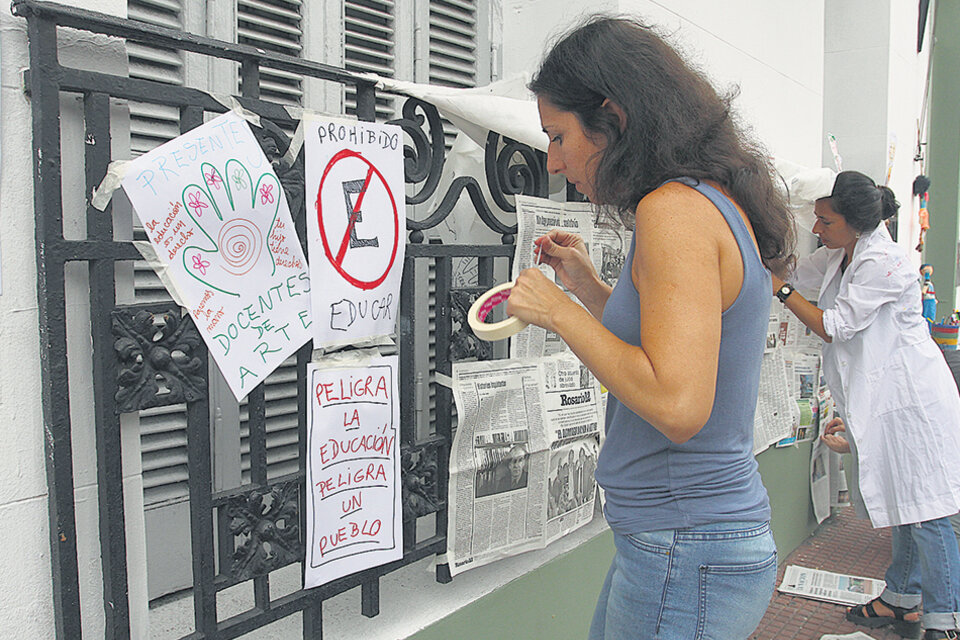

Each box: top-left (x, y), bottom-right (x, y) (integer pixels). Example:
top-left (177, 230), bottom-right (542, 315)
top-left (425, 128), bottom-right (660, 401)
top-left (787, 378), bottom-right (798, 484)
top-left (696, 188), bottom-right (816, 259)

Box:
top-left (402, 442), bottom-right (439, 521)
top-left (112, 306), bottom-right (206, 412)
top-left (251, 118), bottom-right (306, 251)
top-left (389, 96), bottom-right (550, 243)
top-left (485, 131), bottom-right (549, 214)
top-left (224, 481), bottom-right (302, 581)
top-left (388, 97), bottom-right (446, 206)
top-left (450, 288), bottom-right (493, 361)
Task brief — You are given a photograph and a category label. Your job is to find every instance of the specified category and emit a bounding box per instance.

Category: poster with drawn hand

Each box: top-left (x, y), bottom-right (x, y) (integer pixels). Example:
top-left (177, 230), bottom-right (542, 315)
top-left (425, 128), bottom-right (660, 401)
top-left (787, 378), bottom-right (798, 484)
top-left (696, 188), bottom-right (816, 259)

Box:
top-left (305, 350), bottom-right (401, 589)
top-left (121, 111), bottom-right (312, 400)
top-left (305, 115), bottom-right (406, 349)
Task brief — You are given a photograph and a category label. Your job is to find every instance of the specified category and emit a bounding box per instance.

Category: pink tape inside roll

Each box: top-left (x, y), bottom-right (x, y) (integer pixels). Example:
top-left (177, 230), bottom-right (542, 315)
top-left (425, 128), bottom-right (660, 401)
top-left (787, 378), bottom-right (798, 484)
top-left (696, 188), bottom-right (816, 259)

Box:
top-left (477, 288), bottom-right (511, 322)
top-left (468, 280), bottom-right (528, 341)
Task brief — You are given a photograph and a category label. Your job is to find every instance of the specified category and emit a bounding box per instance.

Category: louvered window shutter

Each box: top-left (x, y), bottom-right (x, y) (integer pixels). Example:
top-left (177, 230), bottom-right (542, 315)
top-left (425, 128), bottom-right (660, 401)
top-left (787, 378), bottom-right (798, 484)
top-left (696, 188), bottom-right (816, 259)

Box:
top-left (429, 0), bottom-right (479, 147)
top-left (237, 0), bottom-right (304, 105)
top-left (344, 0), bottom-right (396, 119)
top-left (235, 0), bottom-right (305, 483)
top-left (429, 0), bottom-right (477, 88)
top-left (423, 0), bottom-right (485, 434)
top-left (127, 0), bottom-right (192, 508)
top-left (127, 0), bottom-right (185, 155)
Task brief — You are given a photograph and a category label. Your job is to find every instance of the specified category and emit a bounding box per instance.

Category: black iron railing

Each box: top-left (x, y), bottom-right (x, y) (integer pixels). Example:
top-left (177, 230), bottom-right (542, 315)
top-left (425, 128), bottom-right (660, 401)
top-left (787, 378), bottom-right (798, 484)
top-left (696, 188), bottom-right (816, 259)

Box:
top-left (12, 1), bottom-right (547, 637)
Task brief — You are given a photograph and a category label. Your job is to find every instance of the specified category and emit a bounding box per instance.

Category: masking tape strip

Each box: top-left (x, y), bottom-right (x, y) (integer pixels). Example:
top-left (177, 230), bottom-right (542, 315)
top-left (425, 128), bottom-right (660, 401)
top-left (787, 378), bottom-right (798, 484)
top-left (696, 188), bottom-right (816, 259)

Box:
top-left (434, 372), bottom-right (454, 389)
top-left (211, 94), bottom-right (262, 127)
top-left (353, 71), bottom-right (386, 89)
top-left (133, 241), bottom-right (190, 308)
top-left (91, 160), bottom-right (130, 211)
top-left (283, 117), bottom-right (305, 167)
top-left (467, 280), bottom-right (528, 341)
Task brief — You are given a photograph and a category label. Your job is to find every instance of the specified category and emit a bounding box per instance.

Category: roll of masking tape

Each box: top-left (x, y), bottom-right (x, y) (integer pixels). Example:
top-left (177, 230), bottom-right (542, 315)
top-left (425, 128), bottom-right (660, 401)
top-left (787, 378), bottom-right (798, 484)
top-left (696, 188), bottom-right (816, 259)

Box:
top-left (468, 280), bottom-right (528, 341)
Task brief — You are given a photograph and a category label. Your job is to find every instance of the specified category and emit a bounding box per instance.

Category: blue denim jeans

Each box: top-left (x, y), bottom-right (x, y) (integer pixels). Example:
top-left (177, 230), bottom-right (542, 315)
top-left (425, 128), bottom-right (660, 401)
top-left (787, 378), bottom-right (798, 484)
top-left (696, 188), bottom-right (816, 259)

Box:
top-left (880, 515), bottom-right (960, 631)
top-left (589, 521), bottom-right (777, 640)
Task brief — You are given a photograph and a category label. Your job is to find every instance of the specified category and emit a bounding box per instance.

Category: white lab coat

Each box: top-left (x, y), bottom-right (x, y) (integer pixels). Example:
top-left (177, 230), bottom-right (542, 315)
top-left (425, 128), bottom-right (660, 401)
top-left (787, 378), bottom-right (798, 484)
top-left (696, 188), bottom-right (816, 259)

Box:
top-left (791, 223), bottom-right (960, 528)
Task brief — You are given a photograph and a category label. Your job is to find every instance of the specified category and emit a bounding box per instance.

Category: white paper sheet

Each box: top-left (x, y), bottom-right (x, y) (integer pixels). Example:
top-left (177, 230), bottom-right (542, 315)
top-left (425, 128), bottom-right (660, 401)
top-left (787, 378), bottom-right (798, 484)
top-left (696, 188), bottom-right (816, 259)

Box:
top-left (305, 115), bottom-right (406, 349)
top-left (121, 111), bottom-right (312, 400)
top-left (304, 350), bottom-right (402, 589)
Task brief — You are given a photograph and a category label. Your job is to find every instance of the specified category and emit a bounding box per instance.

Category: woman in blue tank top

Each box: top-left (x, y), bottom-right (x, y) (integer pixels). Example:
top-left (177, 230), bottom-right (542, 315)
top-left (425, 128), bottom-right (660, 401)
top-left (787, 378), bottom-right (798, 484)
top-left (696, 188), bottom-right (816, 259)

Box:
top-left (506, 16), bottom-right (796, 640)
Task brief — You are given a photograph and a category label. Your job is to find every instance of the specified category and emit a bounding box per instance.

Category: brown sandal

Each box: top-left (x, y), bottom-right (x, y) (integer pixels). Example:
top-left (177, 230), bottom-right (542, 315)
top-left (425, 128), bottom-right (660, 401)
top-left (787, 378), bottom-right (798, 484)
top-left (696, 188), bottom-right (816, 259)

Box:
top-left (846, 598), bottom-right (920, 639)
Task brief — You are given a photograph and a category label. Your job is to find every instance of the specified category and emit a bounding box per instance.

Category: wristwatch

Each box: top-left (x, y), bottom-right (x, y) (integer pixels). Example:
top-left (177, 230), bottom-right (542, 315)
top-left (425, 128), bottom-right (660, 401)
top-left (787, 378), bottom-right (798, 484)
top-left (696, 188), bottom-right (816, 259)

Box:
top-left (775, 282), bottom-right (795, 304)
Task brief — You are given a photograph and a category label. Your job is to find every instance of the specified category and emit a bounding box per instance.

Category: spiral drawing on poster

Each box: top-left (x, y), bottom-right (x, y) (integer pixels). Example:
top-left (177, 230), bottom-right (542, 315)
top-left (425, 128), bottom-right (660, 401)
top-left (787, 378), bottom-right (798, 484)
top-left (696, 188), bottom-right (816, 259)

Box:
top-left (217, 218), bottom-right (262, 275)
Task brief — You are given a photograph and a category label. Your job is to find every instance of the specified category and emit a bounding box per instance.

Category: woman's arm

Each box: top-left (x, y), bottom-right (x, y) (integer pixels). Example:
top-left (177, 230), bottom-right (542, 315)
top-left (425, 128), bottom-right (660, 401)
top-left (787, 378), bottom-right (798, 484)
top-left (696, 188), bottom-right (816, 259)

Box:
top-left (778, 250), bottom-right (907, 344)
top-left (508, 184), bottom-right (724, 443)
top-left (772, 273), bottom-right (831, 342)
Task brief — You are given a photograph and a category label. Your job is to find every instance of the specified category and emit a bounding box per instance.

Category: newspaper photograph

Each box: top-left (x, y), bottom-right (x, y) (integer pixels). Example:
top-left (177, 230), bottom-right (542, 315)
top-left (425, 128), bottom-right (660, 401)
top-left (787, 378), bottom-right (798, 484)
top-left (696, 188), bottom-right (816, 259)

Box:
top-left (794, 352), bottom-right (822, 444)
top-left (765, 303), bottom-right (781, 354)
top-left (592, 224), bottom-right (631, 288)
top-left (545, 435), bottom-right (600, 543)
top-left (778, 565), bottom-right (884, 606)
top-left (778, 351), bottom-right (820, 447)
top-left (446, 352), bottom-right (602, 575)
top-left (510, 195), bottom-right (629, 359)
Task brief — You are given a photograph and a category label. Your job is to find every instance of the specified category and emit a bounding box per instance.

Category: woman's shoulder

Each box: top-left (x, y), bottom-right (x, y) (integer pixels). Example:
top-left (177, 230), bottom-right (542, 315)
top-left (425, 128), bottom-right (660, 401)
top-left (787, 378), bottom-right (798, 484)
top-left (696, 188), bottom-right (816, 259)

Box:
top-left (636, 179), bottom-right (728, 227)
top-left (856, 229), bottom-right (909, 264)
top-left (640, 178), bottom-right (702, 205)
top-left (853, 231), bottom-right (916, 284)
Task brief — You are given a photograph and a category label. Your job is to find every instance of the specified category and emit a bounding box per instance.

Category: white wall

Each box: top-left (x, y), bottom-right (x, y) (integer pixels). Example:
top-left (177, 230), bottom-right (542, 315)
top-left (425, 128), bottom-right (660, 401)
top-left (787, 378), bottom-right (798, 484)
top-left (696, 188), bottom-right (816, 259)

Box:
top-left (504, 0), bottom-right (825, 170)
top-left (824, 0), bottom-right (929, 262)
top-left (0, 1), bottom-right (149, 638)
top-left (887, 0), bottom-right (930, 259)
top-left (504, 0), bottom-right (926, 252)
top-left (0, 4), bottom-right (59, 637)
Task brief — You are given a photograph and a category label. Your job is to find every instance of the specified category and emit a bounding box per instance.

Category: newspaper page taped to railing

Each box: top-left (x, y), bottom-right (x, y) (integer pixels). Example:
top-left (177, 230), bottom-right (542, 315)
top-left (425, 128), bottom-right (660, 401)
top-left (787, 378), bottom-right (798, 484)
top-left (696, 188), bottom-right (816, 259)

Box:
top-left (446, 352), bottom-right (602, 576)
top-left (510, 195), bottom-right (630, 359)
top-left (753, 348), bottom-right (796, 454)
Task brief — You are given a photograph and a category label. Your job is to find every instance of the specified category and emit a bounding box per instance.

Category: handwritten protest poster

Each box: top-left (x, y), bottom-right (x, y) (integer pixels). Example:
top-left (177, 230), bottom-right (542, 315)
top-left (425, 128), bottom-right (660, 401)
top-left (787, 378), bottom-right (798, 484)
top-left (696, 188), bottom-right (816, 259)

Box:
top-left (305, 115), bottom-right (406, 348)
top-left (121, 111), bottom-right (312, 400)
top-left (304, 351), bottom-right (402, 588)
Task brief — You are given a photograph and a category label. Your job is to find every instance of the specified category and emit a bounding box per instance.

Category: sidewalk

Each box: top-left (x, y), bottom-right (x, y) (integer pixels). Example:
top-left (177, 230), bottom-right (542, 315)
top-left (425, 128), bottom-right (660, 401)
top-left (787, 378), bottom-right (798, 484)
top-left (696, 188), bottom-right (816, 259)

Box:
top-left (752, 507), bottom-right (904, 640)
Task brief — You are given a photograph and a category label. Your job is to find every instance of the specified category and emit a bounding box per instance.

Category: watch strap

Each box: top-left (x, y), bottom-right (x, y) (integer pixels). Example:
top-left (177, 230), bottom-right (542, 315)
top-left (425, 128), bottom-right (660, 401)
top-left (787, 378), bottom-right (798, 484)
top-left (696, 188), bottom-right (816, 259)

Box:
top-left (776, 283), bottom-right (795, 303)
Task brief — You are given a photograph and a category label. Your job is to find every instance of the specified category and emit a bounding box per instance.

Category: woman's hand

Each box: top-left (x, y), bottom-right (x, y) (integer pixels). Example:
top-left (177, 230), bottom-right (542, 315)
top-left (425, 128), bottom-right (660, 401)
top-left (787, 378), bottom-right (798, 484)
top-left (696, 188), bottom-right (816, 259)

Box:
top-left (506, 267), bottom-right (577, 331)
top-left (820, 417), bottom-right (850, 454)
top-left (534, 229), bottom-right (598, 298)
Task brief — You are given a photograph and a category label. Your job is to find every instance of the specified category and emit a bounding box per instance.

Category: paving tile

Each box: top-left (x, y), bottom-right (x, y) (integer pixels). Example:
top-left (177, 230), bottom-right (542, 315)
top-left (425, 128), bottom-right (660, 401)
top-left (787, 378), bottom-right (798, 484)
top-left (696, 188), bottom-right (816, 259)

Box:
top-left (751, 507), bottom-right (906, 640)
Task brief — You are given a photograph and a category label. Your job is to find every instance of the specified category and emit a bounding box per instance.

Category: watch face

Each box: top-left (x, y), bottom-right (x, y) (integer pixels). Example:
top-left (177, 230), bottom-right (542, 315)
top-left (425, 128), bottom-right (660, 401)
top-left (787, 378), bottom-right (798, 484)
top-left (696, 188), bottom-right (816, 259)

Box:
top-left (780, 286), bottom-right (791, 295)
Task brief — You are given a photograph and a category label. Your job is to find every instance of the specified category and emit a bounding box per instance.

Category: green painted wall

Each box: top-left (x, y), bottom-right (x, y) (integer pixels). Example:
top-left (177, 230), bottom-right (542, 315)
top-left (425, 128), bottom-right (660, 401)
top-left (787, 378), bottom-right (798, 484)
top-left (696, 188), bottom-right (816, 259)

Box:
top-left (410, 443), bottom-right (817, 640)
top-left (926, 0), bottom-right (960, 316)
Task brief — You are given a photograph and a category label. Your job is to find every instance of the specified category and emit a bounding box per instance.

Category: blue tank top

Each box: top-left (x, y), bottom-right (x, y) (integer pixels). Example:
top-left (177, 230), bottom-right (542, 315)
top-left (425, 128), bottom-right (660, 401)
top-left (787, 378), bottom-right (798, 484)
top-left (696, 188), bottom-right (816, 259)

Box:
top-left (597, 178), bottom-right (771, 533)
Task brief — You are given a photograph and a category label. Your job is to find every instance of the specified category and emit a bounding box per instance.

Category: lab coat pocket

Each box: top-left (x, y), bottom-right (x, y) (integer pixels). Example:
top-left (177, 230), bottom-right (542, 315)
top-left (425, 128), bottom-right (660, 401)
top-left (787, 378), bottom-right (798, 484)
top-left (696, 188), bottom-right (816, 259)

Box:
top-left (868, 350), bottom-right (919, 417)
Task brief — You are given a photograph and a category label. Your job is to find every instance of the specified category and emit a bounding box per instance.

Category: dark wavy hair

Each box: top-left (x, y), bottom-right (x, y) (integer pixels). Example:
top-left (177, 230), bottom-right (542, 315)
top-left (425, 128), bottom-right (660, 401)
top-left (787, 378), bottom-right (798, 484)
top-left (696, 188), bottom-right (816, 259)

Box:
top-left (529, 15), bottom-right (796, 277)
top-left (828, 170), bottom-right (899, 232)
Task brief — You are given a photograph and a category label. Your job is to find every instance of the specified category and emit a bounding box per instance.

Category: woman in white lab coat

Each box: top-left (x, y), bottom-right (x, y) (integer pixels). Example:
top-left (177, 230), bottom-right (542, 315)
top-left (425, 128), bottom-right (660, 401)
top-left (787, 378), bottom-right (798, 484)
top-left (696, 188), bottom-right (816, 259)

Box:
top-left (775, 170), bottom-right (960, 640)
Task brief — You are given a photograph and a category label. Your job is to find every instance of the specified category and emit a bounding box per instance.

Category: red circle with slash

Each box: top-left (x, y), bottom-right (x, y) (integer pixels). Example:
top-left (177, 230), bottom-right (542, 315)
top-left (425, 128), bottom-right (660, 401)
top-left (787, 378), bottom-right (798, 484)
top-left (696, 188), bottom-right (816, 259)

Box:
top-left (316, 148), bottom-right (400, 290)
